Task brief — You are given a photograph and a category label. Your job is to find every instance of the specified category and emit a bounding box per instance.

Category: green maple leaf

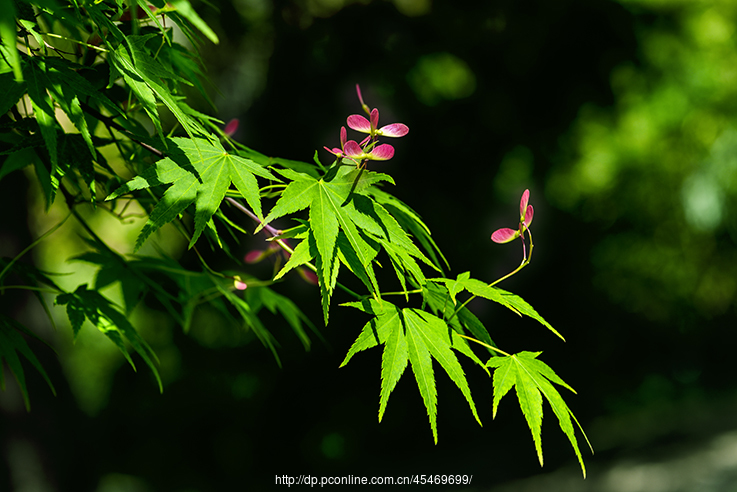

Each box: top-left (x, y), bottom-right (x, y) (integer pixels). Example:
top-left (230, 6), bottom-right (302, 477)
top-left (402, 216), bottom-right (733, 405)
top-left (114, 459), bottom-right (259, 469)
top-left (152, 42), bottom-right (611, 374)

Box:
top-left (340, 299), bottom-right (482, 444)
top-left (260, 166), bottom-right (393, 323)
top-left (422, 281), bottom-right (497, 359)
top-left (262, 166), bottom-right (436, 323)
top-left (370, 188), bottom-right (449, 273)
top-left (106, 32), bottom-right (206, 142)
top-left (55, 285), bottom-right (162, 391)
top-left (9, 56), bottom-right (123, 207)
top-left (431, 272), bottom-right (565, 340)
top-left (107, 136), bottom-right (275, 251)
top-left (487, 351), bottom-right (592, 477)
top-left (351, 193), bottom-right (439, 297)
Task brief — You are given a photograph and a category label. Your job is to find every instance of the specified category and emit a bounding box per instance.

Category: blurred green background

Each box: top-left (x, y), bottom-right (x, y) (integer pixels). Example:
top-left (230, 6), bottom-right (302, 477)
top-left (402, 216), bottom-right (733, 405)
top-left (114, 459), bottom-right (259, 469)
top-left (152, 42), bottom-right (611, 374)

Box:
top-left (3, 0), bottom-right (737, 490)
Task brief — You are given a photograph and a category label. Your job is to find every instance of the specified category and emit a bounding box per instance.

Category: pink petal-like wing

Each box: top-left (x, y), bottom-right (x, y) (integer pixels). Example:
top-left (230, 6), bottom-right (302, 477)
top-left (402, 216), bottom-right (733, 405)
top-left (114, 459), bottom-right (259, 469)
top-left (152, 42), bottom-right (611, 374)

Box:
top-left (234, 279), bottom-right (248, 290)
top-left (347, 114), bottom-right (371, 133)
top-left (491, 228), bottom-right (519, 244)
top-left (520, 189), bottom-right (530, 218)
top-left (379, 123), bottom-right (409, 137)
top-left (523, 205), bottom-right (534, 229)
top-left (344, 140), bottom-right (364, 157)
top-left (370, 108), bottom-right (379, 131)
top-left (368, 144), bottom-right (394, 161)
top-left (340, 126), bottom-right (347, 147)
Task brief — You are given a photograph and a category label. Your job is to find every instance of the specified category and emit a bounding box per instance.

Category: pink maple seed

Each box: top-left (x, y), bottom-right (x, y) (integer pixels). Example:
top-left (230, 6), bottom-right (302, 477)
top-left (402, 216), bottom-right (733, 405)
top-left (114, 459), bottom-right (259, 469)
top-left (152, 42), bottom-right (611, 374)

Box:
top-left (343, 140), bottom-right (364, 158)
top-left (347, 115), bottom-right (409, 138)
top-left (491, 228), bottom-right (519, 244)
top-left (519, 189), bottom-right (530, 220)
top-left (377, 123), bottom-right (409, 138)
top-left (368, 144), bottom-right (395, 161)
top-left (522, 205), bottom-right (534, 229)
top-left (347, 114), bottom-right (371, 133)
top-left (370, 108), bottom-right (379, 131)
top-left (233, 278), bottom-right (248, 291)
top-left (342, 140), bottom-right (395, 161)
top-left (492, 189), bottom-right (535, 244)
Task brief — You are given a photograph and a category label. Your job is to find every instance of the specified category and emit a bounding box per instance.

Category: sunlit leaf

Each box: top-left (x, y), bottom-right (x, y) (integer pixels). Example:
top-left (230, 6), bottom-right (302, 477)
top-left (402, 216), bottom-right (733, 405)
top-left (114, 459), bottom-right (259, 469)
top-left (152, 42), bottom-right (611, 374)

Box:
top-left (261, 167), bottom-right (393, 323)
top-left (431, 273), bottom-right (565, 341)
top-left (487, 351), bottom-right (591, 477)
top-left (107, 136), bottom-right (275, 250)
top-left (0, 0), bottom-right (21, 80)
top-left (342, 299), bottom-right (482, 443)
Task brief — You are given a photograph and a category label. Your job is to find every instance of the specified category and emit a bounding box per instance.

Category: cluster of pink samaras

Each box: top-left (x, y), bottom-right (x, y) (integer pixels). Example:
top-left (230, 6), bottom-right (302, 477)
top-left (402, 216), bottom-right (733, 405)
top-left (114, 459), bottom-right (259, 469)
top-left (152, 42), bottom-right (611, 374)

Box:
top-left (324, 85), bottom-right (409, 164)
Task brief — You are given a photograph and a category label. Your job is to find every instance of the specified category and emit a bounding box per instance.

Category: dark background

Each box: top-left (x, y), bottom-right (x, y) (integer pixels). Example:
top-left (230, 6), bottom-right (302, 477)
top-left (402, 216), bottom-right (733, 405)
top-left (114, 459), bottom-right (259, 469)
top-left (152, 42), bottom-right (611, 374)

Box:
top-left (3, 0), bottom-right (737, 490)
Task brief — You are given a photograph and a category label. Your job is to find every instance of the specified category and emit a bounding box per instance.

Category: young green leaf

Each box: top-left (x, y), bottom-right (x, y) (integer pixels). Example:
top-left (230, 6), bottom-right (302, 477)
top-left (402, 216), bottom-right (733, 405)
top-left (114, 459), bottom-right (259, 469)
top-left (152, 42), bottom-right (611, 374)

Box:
top-left (487, 351), bottom-right (591, 477)
top-left (107, 136), bottom-right (275, 250)
top-left (342, 299), bottom-right (482, 443)
top-left (422, 281), bottom-right (496, 360)
top-left (431, 273), bottom-right (565, 341)
top-left (491, 288), bottom-right (564, 340)
top-left (261, 167), bottom-right (392, 323)
top-left (370, 188), bottom-right (449, 272)
top-left (351, 194), bottom-right (439, 293)
top-left (274, 232), bottom-right (316, 281)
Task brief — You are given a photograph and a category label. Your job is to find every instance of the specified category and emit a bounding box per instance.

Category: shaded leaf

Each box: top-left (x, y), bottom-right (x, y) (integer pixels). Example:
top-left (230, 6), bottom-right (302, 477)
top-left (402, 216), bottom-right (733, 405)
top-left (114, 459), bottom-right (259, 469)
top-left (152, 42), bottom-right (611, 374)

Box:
top-left (246, 285), bottom-right (320, 351)
top-left (0, 72), bottom-right (26, 116)
top-left (0, 316), bottom-right (56, 410)
top-left (55, 285), bottom-right (162, 391)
